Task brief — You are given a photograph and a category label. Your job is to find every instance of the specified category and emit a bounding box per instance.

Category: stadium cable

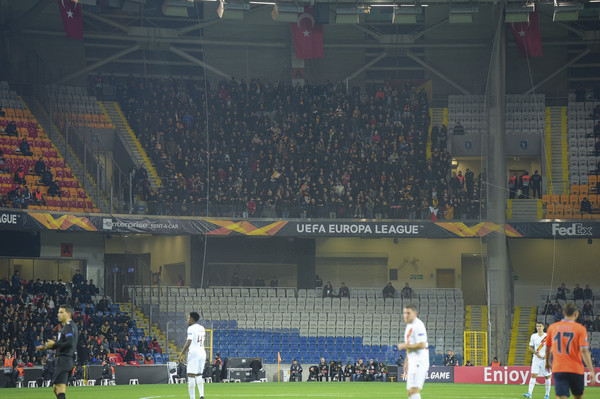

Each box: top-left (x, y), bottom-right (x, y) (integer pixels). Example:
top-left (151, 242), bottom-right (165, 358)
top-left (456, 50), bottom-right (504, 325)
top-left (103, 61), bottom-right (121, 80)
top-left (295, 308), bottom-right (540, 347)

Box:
top-left (194, 1), bottom-right (212, 290)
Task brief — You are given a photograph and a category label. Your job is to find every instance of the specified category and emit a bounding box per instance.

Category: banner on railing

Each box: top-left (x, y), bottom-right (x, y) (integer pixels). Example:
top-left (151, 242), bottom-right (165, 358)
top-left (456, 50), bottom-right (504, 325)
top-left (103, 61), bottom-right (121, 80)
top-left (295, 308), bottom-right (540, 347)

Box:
top-left (1, 209), bottom-right (600, 239)
top-left (454, 366), bottom-right (600, 386)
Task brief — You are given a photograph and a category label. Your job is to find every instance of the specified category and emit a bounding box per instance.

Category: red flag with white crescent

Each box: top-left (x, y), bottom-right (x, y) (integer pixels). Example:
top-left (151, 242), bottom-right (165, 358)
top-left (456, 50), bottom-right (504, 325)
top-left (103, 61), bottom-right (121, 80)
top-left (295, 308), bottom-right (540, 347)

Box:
top-left (58, 0), bottom-right (83, 40)
top-left (508, 10), bottom-right (542, 58)
top-left (290, 6), bottom-right (324, 59)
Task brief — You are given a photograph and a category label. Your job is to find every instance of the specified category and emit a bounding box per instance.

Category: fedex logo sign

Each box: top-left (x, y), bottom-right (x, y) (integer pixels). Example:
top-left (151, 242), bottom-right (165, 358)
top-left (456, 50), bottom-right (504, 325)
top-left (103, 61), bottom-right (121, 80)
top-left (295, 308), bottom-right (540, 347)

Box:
top-left (552, 223), bottom-right (593, 237)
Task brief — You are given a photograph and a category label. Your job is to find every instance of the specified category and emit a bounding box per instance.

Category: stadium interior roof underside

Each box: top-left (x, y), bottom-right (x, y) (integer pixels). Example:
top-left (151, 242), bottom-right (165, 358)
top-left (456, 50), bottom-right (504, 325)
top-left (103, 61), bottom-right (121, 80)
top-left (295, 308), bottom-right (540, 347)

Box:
top-left (2, 0), bottom-right (600, 90)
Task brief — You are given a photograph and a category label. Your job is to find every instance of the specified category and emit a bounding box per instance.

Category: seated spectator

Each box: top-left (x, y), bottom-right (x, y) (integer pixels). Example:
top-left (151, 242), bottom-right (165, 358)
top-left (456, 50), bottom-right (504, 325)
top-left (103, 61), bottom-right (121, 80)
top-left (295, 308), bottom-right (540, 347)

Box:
top-left (584, 284), bottom-right (594, 300)
top-left (254, 277), bottom-right (265, 287)
top-left (41, 168), bottom-right (53, 186)
top-left (542, 299), bottom-right (555, 315)
top-left (315, 275), bottom-right (323, 288)
top-left (230, 272), bottom-right (240, 286)
top-left (582, 300), bottom-right (593, 316)
top-left (5, 120), bottom-right (18, 137)
top-left (554, 308), bottom-right (564, 322)
top-left (453, 121), bottom-right (464, 135)
top-left (490, 357), bottom-right (501, 367)
top-left (242, 275), bottom-right (252, 287)
top-left (144, 354), bottom-right (154, 365)
top-left (138, 336), bottom-right (149, 354)
top-left (21, 186), bottom-right (31, 208)
top-left (338, 282), bottom-right (349, 298)
top-left (401, 283), bottom-right (413, 299)
top-left (123, 344), bottom-right (136, 362)
top-left (33, 187), bottom-right (45, 205)
top-left (97, 295), bottom-right (109, 311)
top-left (581, 198), bottom-right (592, 214)
top-left (13, 166), bottom-right (26, 185)
top-left (34, 157), bottom-right (46, 176)
top-left (465, 360), bottom-right (474, 366)
top-left (0, 149), bottom-right (8, 173)
top-left (594, 315), bottom-right (600, 332)
top-left (583, 315), bottom-right (594, 331)
top-left (382, 282), bottom-right (396, 299)
top-left (573, 283), bottom-right (584, 300)
top-left (444, 350), bottom-right (458, 366)
top-left (18, 138), bottom-right (33, 156)
top-left (557, 283), bottom-right (569, 300)
top-left (47, 180), bottom-right (61, 197)
top-left (322, 282), bottom-right (335, 298)
top-left (269, 276), bottom-right (278, 288)
top-left (7, 186), bottom-right (23, 208)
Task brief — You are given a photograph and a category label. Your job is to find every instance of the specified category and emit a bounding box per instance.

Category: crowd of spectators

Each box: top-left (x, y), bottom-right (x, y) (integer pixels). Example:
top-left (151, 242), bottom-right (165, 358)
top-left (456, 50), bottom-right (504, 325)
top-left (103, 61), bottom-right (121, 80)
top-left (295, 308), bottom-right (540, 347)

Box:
top-left (306, 357), bottom-right (389, 382)
top-left (0, 270), bottom-right (149, 376)
top-left (541, 283), bottom-right (599, 332)
top-left (113, 75), bottom-right (485, 220)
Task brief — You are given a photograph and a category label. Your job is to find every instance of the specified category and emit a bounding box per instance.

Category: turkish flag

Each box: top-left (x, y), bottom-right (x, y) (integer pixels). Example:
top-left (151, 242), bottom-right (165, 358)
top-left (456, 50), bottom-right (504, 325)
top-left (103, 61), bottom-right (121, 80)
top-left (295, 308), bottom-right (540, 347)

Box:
top-left (291, 7), bottom-right (324, 59)
top-left (58, 0), bottom-right (83, 40)
top-left (509, 10), bottom-right (542, 58)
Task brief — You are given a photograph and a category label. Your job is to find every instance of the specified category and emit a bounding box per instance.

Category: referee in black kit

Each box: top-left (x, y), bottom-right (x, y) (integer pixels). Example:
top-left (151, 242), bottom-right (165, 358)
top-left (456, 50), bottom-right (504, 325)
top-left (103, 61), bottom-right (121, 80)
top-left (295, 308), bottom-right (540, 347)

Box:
top-left (37, 305), bottom-right (78, 399)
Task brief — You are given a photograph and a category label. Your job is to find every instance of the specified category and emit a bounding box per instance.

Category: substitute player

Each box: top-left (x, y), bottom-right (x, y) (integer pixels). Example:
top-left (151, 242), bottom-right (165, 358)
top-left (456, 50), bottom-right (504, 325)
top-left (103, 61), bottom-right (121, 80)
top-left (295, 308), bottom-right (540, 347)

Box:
top-left (36, 305), bottom-right (78, 399)
top-left (524, 322), bottom-right (552, 399)
top-left (397, 303), bottom-right (429, 399)
top-left (179, 312), bottom-right (206, 399)
top-left (545, 302), bottom-right (596, 399)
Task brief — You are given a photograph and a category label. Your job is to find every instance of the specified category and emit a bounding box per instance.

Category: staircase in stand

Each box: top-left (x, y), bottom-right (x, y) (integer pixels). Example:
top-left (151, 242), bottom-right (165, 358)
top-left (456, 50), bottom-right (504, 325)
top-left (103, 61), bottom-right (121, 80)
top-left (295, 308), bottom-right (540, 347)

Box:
top-left (427, 107), bottom-right (447, 160)
top-left (119, 303), bottom-right (179, 362)
top-left (465, 305), bottom-right (488, 332)
top-left (24, 97), bottom-right (110, 212)
top-left (546, 107), bottom-right (568, 195)
top-left (507, 199), bottom-right (542, 220)
top-left (507, 306), bottom-right (537, 366)
top-left (100, 102), bottom-right (161, 189)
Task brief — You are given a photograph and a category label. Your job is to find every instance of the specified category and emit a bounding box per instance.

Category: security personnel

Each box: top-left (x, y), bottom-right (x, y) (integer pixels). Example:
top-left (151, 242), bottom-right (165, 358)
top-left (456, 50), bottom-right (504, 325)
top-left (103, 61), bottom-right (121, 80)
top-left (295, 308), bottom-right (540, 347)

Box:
top-left (36, 305), bottom-right (78, 399)
top-left (290, 359), bottom-right (303, 382)
top-left (508, 174), bottom-right (518, 199)
top-left (520, 171), bottom-right (531, 199)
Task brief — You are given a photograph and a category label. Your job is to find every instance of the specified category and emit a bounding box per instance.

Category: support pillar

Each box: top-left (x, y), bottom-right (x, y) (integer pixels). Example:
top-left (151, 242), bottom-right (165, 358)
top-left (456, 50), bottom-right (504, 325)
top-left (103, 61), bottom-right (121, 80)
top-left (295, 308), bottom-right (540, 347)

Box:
top-left (485, 5), bottom-right (512, 365)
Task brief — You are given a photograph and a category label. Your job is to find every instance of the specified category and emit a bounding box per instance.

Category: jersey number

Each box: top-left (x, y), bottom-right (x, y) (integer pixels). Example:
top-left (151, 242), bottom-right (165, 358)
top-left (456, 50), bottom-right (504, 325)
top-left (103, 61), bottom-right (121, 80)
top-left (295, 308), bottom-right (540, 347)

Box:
top-left (197, 335), bottom-right (204, 345)
top-left (553, 331), bottom-right (574, 354)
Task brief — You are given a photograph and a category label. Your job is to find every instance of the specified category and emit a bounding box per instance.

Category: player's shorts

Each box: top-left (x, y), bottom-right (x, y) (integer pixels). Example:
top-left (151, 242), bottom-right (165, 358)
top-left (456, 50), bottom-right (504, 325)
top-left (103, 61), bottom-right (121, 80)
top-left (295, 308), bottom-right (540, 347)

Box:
top-left (554, 372), bottom-right (585, 397)
top-left (530, 357), bottom-right (551, 377)
top-left (187, 349), bottom-right (206, 375)
top-left (406, 362), bottom-right (428, 390)
top-left (52, 356), bottom-right (74, 385)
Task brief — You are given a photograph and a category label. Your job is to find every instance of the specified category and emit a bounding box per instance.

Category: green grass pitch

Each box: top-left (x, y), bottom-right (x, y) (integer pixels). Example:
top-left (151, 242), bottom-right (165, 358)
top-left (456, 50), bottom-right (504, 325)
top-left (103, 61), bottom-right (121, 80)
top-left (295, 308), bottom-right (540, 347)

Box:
top-left (2, 382), bottom-right (599, 399)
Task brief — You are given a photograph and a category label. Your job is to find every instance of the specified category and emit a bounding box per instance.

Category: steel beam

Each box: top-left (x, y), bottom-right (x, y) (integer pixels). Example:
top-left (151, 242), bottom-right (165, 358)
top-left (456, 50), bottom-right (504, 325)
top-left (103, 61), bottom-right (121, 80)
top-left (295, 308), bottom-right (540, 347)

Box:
top-left (346, 52), bottom-right (387, 81)
top-left (168, 46), bottom-right (230, 79)
top-left (83, 11), bottom-right (129, 33)
top-left (406, 52), bottom-right (470, 95)
top-left (523, 49), bottom-right (590, 95)
top-left (58, 44), bottom-right (140, 83)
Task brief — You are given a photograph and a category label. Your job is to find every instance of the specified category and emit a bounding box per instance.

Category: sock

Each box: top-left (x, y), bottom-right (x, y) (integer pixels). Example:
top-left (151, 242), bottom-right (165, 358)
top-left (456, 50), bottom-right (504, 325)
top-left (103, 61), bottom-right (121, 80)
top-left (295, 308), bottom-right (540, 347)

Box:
top-left (545, 378), bottom-right (552, 396)
top-left (196, 376), bottom-right (204, 397)
top-left (188, 378), bottom-right (196, 399)
top-left (57, 394), bottom-right (65, 399)
top-left (409, 394), bottom-right (421, 399)
top-left (528, 378), bottom-right (536, 395)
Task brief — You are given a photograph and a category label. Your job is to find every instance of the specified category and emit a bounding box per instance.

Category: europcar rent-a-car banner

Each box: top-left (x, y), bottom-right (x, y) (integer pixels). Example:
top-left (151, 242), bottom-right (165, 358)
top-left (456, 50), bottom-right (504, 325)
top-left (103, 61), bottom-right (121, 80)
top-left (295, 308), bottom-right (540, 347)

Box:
top-left (454, 366), bottom-right (600, 385)
top-left (1, 209), bottom-right (600, 238)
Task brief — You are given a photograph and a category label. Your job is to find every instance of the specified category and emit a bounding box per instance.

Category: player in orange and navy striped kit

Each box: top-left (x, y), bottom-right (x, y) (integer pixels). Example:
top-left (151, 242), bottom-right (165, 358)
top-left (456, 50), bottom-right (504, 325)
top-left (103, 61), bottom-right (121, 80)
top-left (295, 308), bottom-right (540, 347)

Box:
top-left (545, 303), bottom-right (595, 399)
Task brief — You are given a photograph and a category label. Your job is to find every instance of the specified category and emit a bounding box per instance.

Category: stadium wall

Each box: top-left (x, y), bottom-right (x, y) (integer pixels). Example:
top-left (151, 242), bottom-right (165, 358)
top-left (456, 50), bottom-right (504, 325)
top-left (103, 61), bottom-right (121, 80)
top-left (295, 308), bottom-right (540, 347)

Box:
top-left (508, 238), bottom-right (600, 306)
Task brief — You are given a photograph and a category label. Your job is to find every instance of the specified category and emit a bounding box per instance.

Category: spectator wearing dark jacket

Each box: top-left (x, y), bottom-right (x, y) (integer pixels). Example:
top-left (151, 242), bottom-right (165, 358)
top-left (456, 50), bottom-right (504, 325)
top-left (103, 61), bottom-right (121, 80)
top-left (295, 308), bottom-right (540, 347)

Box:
top-left (18, 138), bottom-right (33, 156)
top-left (34, 158), bottom-right (46, 176)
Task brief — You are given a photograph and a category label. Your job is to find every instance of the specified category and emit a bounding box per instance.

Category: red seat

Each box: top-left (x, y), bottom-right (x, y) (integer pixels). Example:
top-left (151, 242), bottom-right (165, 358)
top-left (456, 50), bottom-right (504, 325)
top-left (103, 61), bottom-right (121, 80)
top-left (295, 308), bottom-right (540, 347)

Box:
top-left (65, 169), bottom-right (72, 178)
top-left (61, 190), bottom-right (70, 198)
top-left (85, 200), bottom-right (93, 209)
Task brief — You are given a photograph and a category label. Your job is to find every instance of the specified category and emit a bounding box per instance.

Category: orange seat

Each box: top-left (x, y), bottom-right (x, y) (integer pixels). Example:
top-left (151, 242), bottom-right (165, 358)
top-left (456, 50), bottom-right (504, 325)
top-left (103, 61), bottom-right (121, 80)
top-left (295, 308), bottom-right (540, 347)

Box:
top-left (542, 194), bottom-right (551, 206)
top-left (570, 185), bottom-right (580, 195)
top-left (554, 204), bottom-right (564, 218)
top-left (564, 206), bottom-right (573, 218)
top-left (580, 185), bottom-right (589, 196)
top-left (560, 195), bottom-right (570, 205)
top-left (550, 195), bottom-right (560, 204)
top-left (589, 175), bottom-right (598, 187)
top-left (569, 195), bottom-right (579, 205)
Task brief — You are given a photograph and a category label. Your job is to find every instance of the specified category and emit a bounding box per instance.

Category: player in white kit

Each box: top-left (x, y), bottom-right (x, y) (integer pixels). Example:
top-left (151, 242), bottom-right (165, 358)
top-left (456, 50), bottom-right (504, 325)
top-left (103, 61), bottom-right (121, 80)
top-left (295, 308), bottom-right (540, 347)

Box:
top-left (179, 312), bottom-right (206, 399)
top-left (523, 322), bottom-right (551, 399)
top-left (397, 303), bottom-right (429, 399)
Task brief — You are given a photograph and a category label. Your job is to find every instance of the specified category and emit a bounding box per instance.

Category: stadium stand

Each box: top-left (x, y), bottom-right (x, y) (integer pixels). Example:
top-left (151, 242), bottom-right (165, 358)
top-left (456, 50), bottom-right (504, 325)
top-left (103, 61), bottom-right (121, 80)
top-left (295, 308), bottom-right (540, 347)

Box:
top-left (542, 92), bottom-right (600, 219)
top-left (111, 76), bottom-right (486, 219)
top-left (0, 276), bottom-right (164, 372)
top-left (537, 286), bottom-right (600, 366)
top-left (40, 85), bottom-right (113, 130)
top-left (0, 82), bottom-right (99, 212)
top-left (130, 286), bottom-right (464, 366)
top-left (448, 94), bottom-right (545, 136)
